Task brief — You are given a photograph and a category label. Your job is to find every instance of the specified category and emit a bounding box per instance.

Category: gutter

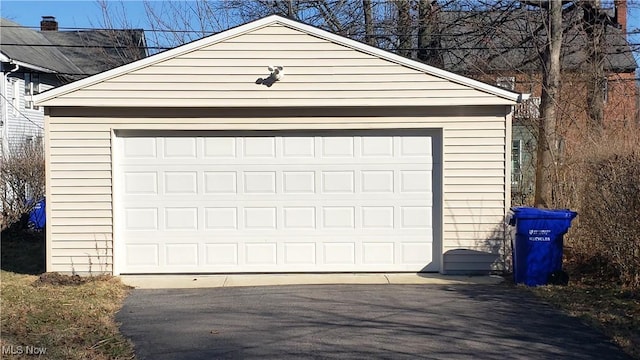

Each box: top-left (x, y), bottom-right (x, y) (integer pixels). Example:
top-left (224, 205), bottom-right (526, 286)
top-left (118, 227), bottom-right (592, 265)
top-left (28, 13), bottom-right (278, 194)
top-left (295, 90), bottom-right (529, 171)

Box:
top-left (2, 61), bottom-right (20, 155)
top-left (7, 59), bottom-right (56, 74)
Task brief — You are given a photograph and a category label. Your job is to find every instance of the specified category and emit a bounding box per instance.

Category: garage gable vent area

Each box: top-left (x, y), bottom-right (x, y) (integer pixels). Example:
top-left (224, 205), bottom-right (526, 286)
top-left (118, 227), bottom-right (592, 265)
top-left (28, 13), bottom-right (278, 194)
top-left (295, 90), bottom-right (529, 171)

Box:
top-left (34, 15), bottom-right (525, 108)
top-left (34, 15), bottom-right (525, 276)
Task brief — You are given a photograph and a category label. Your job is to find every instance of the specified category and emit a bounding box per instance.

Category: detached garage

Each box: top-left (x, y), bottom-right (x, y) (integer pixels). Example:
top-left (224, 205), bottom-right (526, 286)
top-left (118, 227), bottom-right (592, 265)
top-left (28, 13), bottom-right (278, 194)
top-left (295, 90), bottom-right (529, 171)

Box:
top-left (35, 15), bottom-right (525, 276)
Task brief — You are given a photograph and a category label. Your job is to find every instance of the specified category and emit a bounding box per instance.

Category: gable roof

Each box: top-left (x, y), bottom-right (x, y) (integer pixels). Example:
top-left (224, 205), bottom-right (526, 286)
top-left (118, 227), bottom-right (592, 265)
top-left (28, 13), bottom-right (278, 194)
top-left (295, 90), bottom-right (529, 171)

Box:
top-left (35, 15), bottom-right (525, 106)
top-left (1, 18), bottom-right (147, 80)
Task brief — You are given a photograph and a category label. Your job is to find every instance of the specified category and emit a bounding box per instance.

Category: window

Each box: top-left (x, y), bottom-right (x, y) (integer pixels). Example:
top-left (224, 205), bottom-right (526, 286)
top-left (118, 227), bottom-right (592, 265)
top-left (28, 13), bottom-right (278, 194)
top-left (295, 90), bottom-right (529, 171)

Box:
top-left (511, 139), bottom-right (522, 186)
top-left (496, 76), bottom-right (515, 91)
top-left (24, 73), bottom-right (40, 110)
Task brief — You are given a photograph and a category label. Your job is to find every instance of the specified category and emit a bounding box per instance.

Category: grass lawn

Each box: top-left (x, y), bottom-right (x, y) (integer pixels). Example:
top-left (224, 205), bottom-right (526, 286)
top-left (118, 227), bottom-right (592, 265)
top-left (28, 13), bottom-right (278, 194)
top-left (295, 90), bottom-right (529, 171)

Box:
top-left (1, 230), bottom-right (135, 359)
top-left (0, 271), bottom-right (135, 360)
top-left (531, 283), bottom-right (640, 359)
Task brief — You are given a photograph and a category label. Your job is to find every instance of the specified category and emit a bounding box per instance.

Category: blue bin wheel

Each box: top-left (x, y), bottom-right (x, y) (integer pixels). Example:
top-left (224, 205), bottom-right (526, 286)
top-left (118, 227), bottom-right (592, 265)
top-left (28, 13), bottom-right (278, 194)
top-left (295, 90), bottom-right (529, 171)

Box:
top-left (547, 270), bottom-right (569, 286)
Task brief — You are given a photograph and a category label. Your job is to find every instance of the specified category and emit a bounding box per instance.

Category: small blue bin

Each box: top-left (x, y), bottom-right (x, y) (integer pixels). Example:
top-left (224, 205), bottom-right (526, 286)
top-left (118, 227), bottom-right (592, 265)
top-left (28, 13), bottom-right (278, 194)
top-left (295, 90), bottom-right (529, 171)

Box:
top-left (28, 198), bottom-right (46, 230)
top-left (508, 207), bottom-right (577, 286)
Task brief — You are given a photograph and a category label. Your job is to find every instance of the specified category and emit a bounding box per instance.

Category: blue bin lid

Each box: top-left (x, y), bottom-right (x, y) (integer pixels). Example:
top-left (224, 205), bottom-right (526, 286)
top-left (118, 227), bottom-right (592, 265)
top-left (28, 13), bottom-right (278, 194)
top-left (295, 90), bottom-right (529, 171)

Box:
top-left (510, 206), bottom-right (577, 220)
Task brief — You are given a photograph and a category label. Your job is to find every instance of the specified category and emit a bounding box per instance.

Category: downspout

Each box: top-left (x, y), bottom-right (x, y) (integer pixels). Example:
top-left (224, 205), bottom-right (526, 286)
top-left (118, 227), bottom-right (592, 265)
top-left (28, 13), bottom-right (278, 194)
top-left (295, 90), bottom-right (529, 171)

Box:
top-left (2, 62), bottom-right (20, 155)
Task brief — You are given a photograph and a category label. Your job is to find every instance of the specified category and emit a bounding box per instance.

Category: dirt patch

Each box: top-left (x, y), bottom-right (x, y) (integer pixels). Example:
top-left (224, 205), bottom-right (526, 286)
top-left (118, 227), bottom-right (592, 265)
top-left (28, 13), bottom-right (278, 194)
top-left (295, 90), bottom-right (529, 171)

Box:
top-left (33, 272), bottom-right (114, 286)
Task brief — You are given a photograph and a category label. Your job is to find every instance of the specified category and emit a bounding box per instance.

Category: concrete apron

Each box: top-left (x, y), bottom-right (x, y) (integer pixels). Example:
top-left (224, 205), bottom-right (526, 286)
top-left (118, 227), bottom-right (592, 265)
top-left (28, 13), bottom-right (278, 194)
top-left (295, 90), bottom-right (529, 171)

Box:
top-left (119, 273), bottom-right (504, 289)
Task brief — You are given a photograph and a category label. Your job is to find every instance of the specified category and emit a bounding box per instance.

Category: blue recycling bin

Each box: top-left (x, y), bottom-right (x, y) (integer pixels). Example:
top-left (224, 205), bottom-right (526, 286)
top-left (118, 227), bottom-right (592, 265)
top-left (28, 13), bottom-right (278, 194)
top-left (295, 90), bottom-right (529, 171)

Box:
top-left (508, 207), bottom-right (577, 286)
top-left (28, 198), bottom-right (46, 230)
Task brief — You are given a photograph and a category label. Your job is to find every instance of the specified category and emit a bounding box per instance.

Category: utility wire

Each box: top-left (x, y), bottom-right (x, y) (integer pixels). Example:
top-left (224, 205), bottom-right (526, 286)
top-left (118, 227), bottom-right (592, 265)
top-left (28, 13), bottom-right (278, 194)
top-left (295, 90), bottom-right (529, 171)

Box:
top-left (3, 23), bottom-right (640, 35)
top-left (0, 93), bottom-right (45, 130)
top-left (2, 42), bottom-right (640, 53)
top-left (0, 43), bottom-right (172, 51)
top-left (0, 24), bottom-right (216, 34)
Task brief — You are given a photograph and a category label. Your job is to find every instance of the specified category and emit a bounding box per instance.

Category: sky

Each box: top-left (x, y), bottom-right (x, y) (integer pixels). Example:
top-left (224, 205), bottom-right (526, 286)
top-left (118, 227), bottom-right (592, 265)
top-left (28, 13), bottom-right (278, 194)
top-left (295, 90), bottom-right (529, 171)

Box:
top-left (1, 0), bottom-right (639, 64)
top-left (1, 0), bottom-right (150, 30)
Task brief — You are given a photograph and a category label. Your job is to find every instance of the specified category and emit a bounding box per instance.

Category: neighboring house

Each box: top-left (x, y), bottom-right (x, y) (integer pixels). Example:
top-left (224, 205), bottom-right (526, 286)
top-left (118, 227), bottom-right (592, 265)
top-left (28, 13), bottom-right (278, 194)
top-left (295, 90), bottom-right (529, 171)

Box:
top-left (0, 16), bottom-right (147, 155)
top-left (428, 1), bottom-right (638, 203)
top-left (35, 15), bottom-right (525, 276)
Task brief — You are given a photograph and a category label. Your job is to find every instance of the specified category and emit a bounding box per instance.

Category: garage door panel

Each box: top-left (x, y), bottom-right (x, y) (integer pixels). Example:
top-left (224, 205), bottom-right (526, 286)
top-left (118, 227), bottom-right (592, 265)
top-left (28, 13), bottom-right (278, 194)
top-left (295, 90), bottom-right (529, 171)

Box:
top-left (163, 137), bottom-right (197, 158)
top-left (204, 137), bottom-right (237, 157)
top-left (283, 171), bottom-right (316, 193)
top-left (243, 137), bottom-right (276, 158)
top-left (323, 242), bottom-right (356, 264)
top-left (126, 244), bottom-right (159, 266)
top-left (164, 208), bottom-right (198, 230)
top-left (361, 206), bottom-right (394, 228)
top-left (165, 243), bottom-right (198, 266)
top-left (400, 170), bottom-right (433, 193)
top-left (402, 243), bottom-right (433, 263)
top-left (125, 208), bottom-right (158, 230)
top-left (122, 240), bottom-right (435, 272)
top-left (124, 172), bottom-right (158, 194)
top-left (204, 172), bottom-right (238, 194)
top-left (245, 243), bottom-right (278, 265)
top-left (400, 136), bottom-right (432, 156)
top-left (284, 243), bottom-right (317, 264)
top-left (120, 135), bottom-right (434, 166)
top-left (283, 207), bottom-right (316, 229)
top-left (164, 172), bottom-right (198, 194)
top-left (243, 207), bottom-right (277, 229)
top-left (363, 242), bottom-right (395, 264)
top-left (123, 137), bottom-right (156, 158)
top-left (205, 207), bottom-right (238, 229)
top-left (124, 171), bottom-right (433, 197)
top-left (361, 136), bottom-right (394, 157)
top-left (243, 172), bottom-right (277, 193)
top-left (205, 243), bottom-right (238, 265)
top-left (117, 131), bottom-right (437, 273)
top-left (122, 203), bottom-right (435, 232)
top-left (283, 137), bottom-right (315, 157)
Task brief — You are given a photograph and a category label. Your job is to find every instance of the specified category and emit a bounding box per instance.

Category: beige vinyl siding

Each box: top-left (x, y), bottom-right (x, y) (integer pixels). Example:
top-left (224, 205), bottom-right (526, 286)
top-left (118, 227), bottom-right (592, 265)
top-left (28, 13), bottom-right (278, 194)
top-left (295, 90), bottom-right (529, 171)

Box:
top-left (46, 124), bottom-right (113, 274)
top-left (45, 106), bottom-right (509, 274)
top-left (41, 24), bottom-right (513, 108)
top-left (442, 124), bottom-right (507, 273)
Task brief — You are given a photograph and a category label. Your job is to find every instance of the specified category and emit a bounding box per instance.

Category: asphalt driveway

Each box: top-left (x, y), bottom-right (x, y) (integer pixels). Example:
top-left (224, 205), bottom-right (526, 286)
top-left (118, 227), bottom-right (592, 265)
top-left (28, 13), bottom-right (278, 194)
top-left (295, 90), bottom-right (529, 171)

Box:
top-left (117, 284), bottom-right (630, 360)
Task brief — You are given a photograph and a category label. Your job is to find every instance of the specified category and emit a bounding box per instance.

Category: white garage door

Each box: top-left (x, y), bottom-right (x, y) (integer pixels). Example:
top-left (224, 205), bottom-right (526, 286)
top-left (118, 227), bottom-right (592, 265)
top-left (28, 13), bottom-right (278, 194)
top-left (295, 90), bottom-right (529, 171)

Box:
top-left (115, 130), bottom-right (437, 274)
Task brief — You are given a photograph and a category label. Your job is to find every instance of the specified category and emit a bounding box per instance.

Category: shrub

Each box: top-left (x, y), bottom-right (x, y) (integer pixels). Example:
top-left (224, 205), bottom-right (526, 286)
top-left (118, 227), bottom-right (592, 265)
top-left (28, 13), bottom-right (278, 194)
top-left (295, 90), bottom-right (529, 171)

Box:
top-left (574, 149), bottom-right (640, 288)
top-left (0, 141), bottom-right (45, 232)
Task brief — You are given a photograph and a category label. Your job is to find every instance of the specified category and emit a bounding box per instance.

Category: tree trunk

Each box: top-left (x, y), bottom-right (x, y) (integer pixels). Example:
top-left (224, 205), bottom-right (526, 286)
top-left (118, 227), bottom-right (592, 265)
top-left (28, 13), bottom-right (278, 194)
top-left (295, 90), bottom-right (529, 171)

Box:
top-left (286, 0), bottom-right (294, 18)
top-left (363, 0), bottom-right (374, 46)
top-left (417, 0), bottom-right (442, 66)
top-left (534, 0), bottom-right (563, 208)
top-left (583, 1), bottom-right (605, 133)
top-left (396, 0), bottom-right (412, 57)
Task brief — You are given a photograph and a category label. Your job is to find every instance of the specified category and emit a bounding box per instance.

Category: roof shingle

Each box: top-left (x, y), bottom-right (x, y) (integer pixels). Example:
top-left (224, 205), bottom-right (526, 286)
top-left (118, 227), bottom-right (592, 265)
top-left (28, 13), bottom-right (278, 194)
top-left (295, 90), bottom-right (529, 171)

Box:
top-left (1, 18), bottom-right (146, 79)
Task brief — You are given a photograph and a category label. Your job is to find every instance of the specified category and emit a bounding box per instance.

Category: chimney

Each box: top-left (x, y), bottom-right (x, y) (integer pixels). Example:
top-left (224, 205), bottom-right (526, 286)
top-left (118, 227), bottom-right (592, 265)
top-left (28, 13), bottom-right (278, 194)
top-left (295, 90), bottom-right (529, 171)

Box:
top-left (614, 0), bottom-right (627, 33)
top-left (40, 16), bottom-right (58, 31)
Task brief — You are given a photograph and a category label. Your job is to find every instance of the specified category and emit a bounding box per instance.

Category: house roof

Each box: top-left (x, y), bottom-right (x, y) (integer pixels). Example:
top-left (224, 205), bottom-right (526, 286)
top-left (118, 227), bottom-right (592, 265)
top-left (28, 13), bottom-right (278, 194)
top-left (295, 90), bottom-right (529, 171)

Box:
top-left (1, 18), bottom-right (146, 79)
top-left (35, 15), bottom-right (526, 106)
top-left (40, 29), bottom-right (147, 78)
top-left (435, 7), bottom-right (637, 74)
top-left (0, 18), bottom-right (82, 74)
